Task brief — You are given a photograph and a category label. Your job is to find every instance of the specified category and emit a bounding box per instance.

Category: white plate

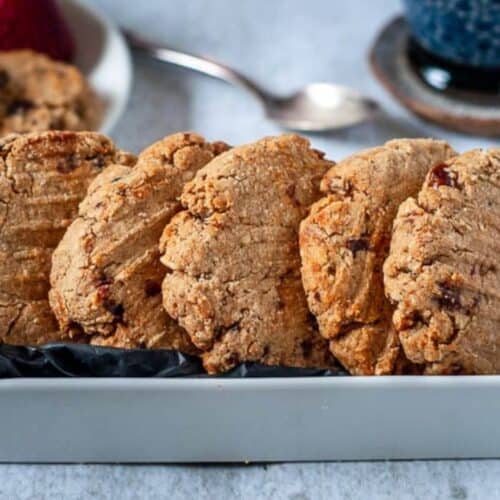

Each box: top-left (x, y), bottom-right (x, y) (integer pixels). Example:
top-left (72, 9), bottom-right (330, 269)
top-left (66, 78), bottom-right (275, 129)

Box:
top-left (1, 377), bottom-right (499, 462)
top-left (58, 0), bottom-right (132, 135)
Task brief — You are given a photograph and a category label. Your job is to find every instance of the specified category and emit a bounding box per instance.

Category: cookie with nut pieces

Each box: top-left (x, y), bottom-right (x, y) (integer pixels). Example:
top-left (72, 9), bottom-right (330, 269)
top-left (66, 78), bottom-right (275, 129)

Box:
top-left (299, 139), bottom-right (455, 375)
top-left (50, 132), bottom-right (228, 352)
top-left (384, 149), bottom-right (500, 374)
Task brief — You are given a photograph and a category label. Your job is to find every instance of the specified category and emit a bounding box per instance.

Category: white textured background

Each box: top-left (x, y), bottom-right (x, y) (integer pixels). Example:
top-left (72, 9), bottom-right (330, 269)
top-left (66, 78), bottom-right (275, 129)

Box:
top-left (1, 0), bottom-right (499, 498)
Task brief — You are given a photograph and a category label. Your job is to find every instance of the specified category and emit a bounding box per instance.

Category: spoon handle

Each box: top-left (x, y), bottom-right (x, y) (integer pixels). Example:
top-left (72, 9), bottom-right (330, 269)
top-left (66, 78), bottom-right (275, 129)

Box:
top-left (124, 30), bottom-right (269, 102)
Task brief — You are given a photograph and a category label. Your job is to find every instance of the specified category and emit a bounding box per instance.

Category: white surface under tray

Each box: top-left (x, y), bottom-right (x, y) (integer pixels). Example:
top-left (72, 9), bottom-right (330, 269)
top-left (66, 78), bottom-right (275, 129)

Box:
top-left (0, 376), bottom-right (498, 463)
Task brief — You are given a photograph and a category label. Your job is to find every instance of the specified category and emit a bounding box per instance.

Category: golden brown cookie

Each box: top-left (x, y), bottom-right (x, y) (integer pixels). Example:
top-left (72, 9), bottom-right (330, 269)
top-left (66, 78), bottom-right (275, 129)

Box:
top-left (0, 131), bottom-right (135, 345)
top-left (384, 149), bottom-right (500, 374)
top-left (160, 134), bottom-right (337, 374)
top-left (49, 132), bottom-right (228, 352)
top-left (0, 50), bottom-right (101, 135)
top-left (299, 139), bottom-right (455, 375)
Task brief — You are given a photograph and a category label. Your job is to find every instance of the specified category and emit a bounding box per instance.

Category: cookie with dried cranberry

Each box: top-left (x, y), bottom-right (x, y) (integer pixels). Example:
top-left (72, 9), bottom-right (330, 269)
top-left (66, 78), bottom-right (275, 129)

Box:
top-left (49, 132), bottom-right (228, 353)
top-left (384, 149), bottom-right (500, 374)
top-left (0, 131), bottom-right (135, 345)
top-left (0, 50), bottom-right (100, 135)
top-left (160, 134), bottom-right (337, 374)
top-left (299, 139), bottom-right (455, 375)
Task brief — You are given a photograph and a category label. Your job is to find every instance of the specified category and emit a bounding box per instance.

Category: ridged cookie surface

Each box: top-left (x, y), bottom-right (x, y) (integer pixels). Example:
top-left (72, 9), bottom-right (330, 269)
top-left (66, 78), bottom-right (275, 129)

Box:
top-left (160, 134), bottom-right (337, 374)
top-left (0, 131), bottom-right (135, 345)
top-left (49, 132), bottom-right (228, 352)
top-left (384, 149), bottom-right (500, 374)
top-left (299, 139), bottom-right (455, 374)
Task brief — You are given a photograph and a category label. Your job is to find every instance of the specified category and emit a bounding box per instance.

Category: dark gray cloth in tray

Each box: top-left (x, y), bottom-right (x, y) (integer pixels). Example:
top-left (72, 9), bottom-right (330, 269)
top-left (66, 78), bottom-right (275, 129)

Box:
top-left (0, 343), bottom-right (345, 378)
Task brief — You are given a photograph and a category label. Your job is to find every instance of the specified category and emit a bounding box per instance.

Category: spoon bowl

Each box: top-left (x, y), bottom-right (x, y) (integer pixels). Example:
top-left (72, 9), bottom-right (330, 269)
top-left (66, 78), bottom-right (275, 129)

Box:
top-left (264, 83), bottom-right (379, 131)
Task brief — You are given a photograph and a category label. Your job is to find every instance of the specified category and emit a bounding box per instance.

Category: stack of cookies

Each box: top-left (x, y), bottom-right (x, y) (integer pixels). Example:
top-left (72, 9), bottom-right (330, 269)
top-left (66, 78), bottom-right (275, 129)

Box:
top-left (0, 131), bottom-right (135, 346)
top-left (0, 50), bottom-right (101, 135)
top-left (1, 130), bottom-right (498, 375)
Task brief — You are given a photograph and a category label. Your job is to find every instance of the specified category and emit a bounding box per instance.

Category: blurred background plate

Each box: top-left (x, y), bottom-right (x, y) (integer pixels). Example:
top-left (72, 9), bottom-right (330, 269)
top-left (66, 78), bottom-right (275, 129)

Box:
top-left (370, 17), bottom-right (500, 137)
top-left (58, 0), bottom-right (132, 135)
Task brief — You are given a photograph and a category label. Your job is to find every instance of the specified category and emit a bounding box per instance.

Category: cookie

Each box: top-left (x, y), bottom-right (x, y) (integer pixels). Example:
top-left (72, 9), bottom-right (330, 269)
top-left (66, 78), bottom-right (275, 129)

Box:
top-left (49, 132), bottom-right (228, 352)
top-left (299, 139), bottom-right (455, 375)
top-left (0, 131), bottom-right (135, 345)
top-left (384, 149), bottom-right (500, 374)
top-left (0, 50), bottom-right (101, 135)
top-left (159, 134), bottom-right (337, 374)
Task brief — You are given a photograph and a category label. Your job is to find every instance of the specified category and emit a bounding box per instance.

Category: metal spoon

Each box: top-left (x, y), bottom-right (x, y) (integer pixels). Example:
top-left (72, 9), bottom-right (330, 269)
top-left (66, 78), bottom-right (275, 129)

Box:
top-left (124, 30), bottom-right (379, 132)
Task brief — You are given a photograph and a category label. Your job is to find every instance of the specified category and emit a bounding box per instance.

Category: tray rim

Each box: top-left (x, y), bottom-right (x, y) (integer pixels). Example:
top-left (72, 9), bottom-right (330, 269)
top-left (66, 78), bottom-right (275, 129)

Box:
top-left (3, 375), bottom-right (500, 462)
top-left (2, 375), bottom-right (500, 390)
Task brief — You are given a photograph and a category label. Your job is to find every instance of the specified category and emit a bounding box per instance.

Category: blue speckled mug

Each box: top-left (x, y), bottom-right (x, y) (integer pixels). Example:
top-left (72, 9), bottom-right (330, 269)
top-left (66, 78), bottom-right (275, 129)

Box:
top-left (403, 0), bottom-right (500, 68)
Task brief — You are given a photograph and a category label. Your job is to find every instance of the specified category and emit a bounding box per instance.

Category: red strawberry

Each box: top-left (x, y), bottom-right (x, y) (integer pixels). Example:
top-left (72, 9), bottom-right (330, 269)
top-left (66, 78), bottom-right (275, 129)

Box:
top-left (0, 0), bottom-right (75, 61)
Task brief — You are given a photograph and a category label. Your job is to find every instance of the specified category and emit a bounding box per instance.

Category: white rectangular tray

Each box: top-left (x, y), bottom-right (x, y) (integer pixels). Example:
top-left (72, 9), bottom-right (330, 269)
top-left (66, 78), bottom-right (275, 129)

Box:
top-left (0, 377), bottom-right (499, 462)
